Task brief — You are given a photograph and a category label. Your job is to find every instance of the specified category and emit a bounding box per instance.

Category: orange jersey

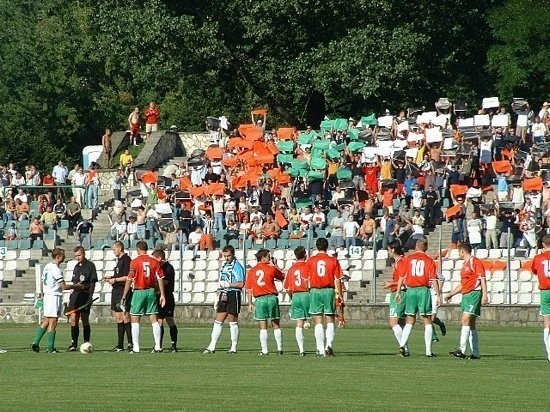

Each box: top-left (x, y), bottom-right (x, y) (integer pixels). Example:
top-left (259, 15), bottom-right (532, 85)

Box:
top-left (391, 255), bottom-right (408, 292)
top-left (307, 252), bottom-right (343, 289)
top-left (460, 256), bottom-right (485, 294)
top-left (129, 254), bottom-right (164, 290)
top-left (531, 250), bottom-right (550, 290)
top-left (245, 262), bottom-right (284, 297)
top-left (284, 261), bottom-right (310, 293)
top-left (402, 251), bottom-right (437, 288)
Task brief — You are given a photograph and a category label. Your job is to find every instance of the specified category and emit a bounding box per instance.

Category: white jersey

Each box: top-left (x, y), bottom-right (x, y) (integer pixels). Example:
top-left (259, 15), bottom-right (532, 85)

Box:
top-left (42, 262), bottom-right (64, 296)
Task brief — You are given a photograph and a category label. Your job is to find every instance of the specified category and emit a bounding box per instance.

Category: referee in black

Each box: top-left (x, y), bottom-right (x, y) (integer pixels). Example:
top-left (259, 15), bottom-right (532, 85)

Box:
top-left (68, 246), bottom-right (98, 351)
top-left (153, 249), bottom-right (179, 352)
top-left (104, 241), bottom-right (133, 351)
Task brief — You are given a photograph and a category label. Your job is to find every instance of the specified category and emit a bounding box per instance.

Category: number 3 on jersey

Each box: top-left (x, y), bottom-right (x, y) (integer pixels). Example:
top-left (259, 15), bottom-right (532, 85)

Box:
top-left (293, 270), bottom-right (302, 287)
top-left (410, 259), bottom-right (425, 277)
top-left (317, 261), bottom-right (326, 277)
top-left (255, 270), bottom-right (265, 286)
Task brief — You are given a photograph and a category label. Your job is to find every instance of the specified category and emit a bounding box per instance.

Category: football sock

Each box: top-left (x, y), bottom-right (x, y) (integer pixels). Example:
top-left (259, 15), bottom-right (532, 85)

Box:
top-left (229, 322), bottom-right (238, 352)
top-left (400, 323), bottom-right (413, 348)
top-left (432, 324), bottom-right (439, 341)
top-left (117, 323), bottom-right (125, 348)
top-left (152, 322), bottom-right (162, 350)
top-left (125, 322), bottom-right (132, 345)
top-left (469, 329), bottom-right (479, 357)
top-left (459, 325), bottom-right (470, 354)
top-left (295, 327), bottom-right (304, 353)
top-left (259, 329), bottom-right (268, 354)
top-left (314, 324), bottom-right (325, 354)
top-left (160, 325), bottom-right (165, 347)
top-left (392, 325), bottom-right (403, 346)
top-left (170, 325), bottom-right (178, 346)
top-left (83, 325), bottom-right (91, 342)
top-left (46, 331), bottom-right (56, 351)
top-left (33, 327), bottom-right (47, 345)
top-left (274, 328), bottom-right (283, 351)
top-left (71, 326), bottom-right (79, 346)
top-left (325, 322), bottom-right (335, 349)
top-left (131, 323), bottom-right (140, 352)
top-left (544, 328), bottom-right (550, 360)
top-left (424, 324), bottom-right (433, 356)
top-left (433, 317), bottom-right (443, 327)
top-left (207, 320), bottom-right (223, 351)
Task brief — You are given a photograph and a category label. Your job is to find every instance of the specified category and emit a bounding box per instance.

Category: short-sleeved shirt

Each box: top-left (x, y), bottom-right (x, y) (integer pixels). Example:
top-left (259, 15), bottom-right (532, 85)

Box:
top-left (71, 259), bottom-right (98, 294)
top-left (391, 255), bottom-right (407, 292)
top-left (219, 259), bottom-right (245, 291)
top-left (42, 262), bottom-right (64, 296)
top-left (460, 256), bottom-right (485, 294)
top-left (402, 251), bottom-right (437, 288)
top-left (307, 252), bottom-right (343, 289)
top-left (161, 261), bottom-right (176, 295)
top-left (112, 253), bottom-right (131, 289)
top-left (284, 261), bottom-right (310, 293)
top-left (129, 254), bottom-right (164, 290)
top-left (531, 250), bottom-right (550, 290)
top-left (245, 262), bottom-right (284, 297)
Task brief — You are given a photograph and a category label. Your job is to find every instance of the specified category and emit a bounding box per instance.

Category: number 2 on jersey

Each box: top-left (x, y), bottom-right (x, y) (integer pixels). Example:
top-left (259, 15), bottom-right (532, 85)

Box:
top-left (256, 270), bottom-right (265, 286)
top-left (410, 259), bottom-right (425, 277)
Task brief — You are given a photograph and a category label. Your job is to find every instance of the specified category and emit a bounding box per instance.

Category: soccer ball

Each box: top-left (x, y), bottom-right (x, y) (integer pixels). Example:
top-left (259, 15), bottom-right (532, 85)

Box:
top-left (303, 321), bottom-right (311, 329)
top-left (80, 342), bottom-right (94, 354)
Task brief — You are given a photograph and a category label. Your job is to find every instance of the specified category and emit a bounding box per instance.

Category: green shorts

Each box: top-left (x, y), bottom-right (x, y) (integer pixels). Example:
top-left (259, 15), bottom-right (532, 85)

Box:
top-left (290, 292), bottom-right (311, 320)
top-left (461, 290), bottom-right (482, 317)
top-left (130, 289), bottom-right (159, 316)
top-left (309, 288), bottom-right (336, 316)
top-left (254, 295), bottom-right (280, 321)
top-left (540, 290), bottom-right (550, 316)
top-left (404, 287), bottom-right (432, 316)
top-left (389, 290), bottom-right (406, 318)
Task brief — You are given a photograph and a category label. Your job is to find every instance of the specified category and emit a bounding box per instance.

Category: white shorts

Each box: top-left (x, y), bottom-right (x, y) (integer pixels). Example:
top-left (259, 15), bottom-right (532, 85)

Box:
top-left (43, 295), bottom-right (62, 318)
top-left (145, 123), bottom-right (158, 133)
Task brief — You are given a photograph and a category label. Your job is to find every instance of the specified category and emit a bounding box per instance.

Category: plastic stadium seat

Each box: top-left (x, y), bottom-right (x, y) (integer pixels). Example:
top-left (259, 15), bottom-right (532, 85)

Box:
top-left (454, 260), bottom-right (464, 270)
top-left (208, 250), bottom-right (220, 260)
top-left (441, 282), bottom-right (452, 293)
top-left (491, 270), bottom-right (505, 282)
top-left (181, 281), bottom-right (193, 292)
top-left (17, 220), bottom-right (30, 229)
top-left (284, 250), bottom-right (296, 260)
top-left (442, 260), bottom-right (454, 271)
top-left (206, 282), bottom-right (218, 293)
top-left (376, 250), bottom-right (388, 260)
top-left (449, 294), bottom-right (461, 304)
top-left (363, 249), bottom-right (374, 260)
top-left (31, 240), bottom-right (44, 250)
top-left (192, 281), bottom-right (205, 293)
top-left (93, 260), bottom-right (104, 271)
top-left (529, 249), bottom-right (536, 258)
top-left (182, 260), bottom-right (193, 271)
top-left (509, 270), bottom-right (518, 281)
top-left (451, 270), bottom-right (461, 282)
top-left (273, 250), bottom-right (285, 260)
top-left (194, 260), bottom-right (207, 271)
top-left (194, 271), bottom-right (206, 281)
top-left (130, 250), bottom-right (138, 259)
top-left (284, 260), bottom-right (295, 270)
top-left (384, 293), bottom-right (391, 304)
top-left (94, 283), bottom-right (102, 293)
top-left (192, 293), bottom-right (205, 303)
top-left (289, 239), bottom-right (302, 250)
top-left (182, 250), bottom-right (194, 260)
top-left (277, 239), bottom-right (289, 249)
top-left (264, 239), bottom-right (277, 249)
top-left (66, 260), bottom-right (77, 271)
top-left (533, 293), bottom-right (540, 304)
top-left (92, 250), bottom-right (104, 260)
top-left (363, 260), bottom-right (374, 270)
top-left (64, 270), bottom-right (72, 282)
top-left (349, 271), bottom-right (362, 281)
top-left (339, 260), bottom-right (350, 270)
top-left (489, 249), bottom-right (502, 259)
top-left (3, 250), bottom-right (17, 260)
top-left (448, 249), bottom-right (460, 260)
top-left (475, 249), bottom-right (489, 259)
top-left (205, 260), bottom-right (218, 271)
top-left (18, 239), bottom-right (31, 249)
top-left (246, 250), bottom-right (257, 260)
top-left (181, 293), bottom-right (192, 303)
top-left (104, 261), bottom-right (117, 271)
top-left (519, 282), bottom-right (533, 293)
top-left (509, 260), bottom-right (521, 271)
top-left (248, 259), bottom-right (257, 268)
top-left (502, 248), bottom-right (515, 258)
top-left (6, 240), bottom-right (18, 250)
top-left (491, 281), bottom-right (505, 293)
top-left (205, 293), bottom-right (217, 304)
top-left (18, 250), bottom-right (31, 260)
top-left (103, 283), bottom-right (112, 293)
top-left (518, 293), bottom-right (532, 304)
top-left (441, 270), bottom-right (451, 281)
top-left (58, 220), bottom-right (69, 229)
top-left (510, 282), bottom-right (519, 293)
top-left (276, 259), bottom-right (284, 268)
top-left (207, 271), bottom-right (218, 281)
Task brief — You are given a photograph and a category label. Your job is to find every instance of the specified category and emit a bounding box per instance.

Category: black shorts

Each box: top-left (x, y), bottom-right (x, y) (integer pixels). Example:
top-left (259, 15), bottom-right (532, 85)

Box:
top-left (158, 295), bottom-right (175, 319)
top-left (217, 290), bottom-right (241, 316)
top-left (111, 287), bottom-right (131, 312)
top-left (68, 292), bottom-right (92, 314)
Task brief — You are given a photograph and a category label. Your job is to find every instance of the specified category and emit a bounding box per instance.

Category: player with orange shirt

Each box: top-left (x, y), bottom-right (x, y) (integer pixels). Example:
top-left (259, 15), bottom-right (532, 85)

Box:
top-left (283, 246), bottom-right (310, 356)
top-left (383, 240), bottom-right (409, 355)
top-left (307, 237), bottom-right (343, 357)
top-left (246, 249), bottom-right (285, 355)
top-left (445, 243), bottom-right (488, 359)
top-left (396, 238), bottom-right (439, 357)
top-left (530, 234), bottom-right (550, 362)
top-left (121, 241), bottom-right (165, 353)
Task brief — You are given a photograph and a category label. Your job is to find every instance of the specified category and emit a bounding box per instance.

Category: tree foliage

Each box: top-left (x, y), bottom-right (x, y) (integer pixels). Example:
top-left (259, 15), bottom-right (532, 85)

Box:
top-left (0, 0), bottom-right (545, 170)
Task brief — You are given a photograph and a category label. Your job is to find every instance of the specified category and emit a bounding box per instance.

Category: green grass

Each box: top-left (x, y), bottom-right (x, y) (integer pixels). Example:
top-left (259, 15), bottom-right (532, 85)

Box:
top-left (112, 143), bottom-right (144, 168)
top-left (0, 324), bottom-right (548, 411)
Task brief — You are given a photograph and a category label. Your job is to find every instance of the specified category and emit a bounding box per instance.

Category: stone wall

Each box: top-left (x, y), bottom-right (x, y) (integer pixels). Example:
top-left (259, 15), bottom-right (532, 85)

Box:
top-left (0, 303), bottom-right (543, 326)
top-left (133, 131), bottom-right (184, 170)
top-left (177, 132), bottom-right (211, 156)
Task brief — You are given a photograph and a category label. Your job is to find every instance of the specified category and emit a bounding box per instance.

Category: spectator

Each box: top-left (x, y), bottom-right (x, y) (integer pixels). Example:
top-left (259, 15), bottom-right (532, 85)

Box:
top-left (423, 185), bottom-right (439, 229)
top-left (467, 212), bottom-right (483, 250)
top-left (329, 210), bottom-right (345, 250)
top-left (411, 183), bottom-right (424, 210)
top-left (496, 173), bottom-right (509, 202)
top-left (52, 161), bottom-right (68, 198)
top-left (499, 209), bottom-right (516, 248)
top-left (484, 209), bottom-right (498, 249)
top-left (187, 225), bottom-right (203, 258)
top-left (212, 195), bottom-right (225, 233)
top-left (403, 173), bottom-right (418, 207)
top-left (311, 207), bottom-right (326, 229)
top-left (128, 106), bottom-right (140, 146)
top-left (343, 215), bottom-right (360, 251)
top-left (225, 220), bottom-right (240, 246)
top-left (15, 199), bottom-right (30, 221)
top-left (113, 168), bottom-right (124, 202)
top-left (144, 102), bottom-right (160, 141)
top-left (53, 198), bottom-right (67, 221)
top-left (125, 216), bottom-right (138, 246)
top-left (260, 215), bottom-right (280, 242)
top-left (119, 149), bottom-right (133, 174)
top-left (76, 218), bottom-right (93, 250)
top-left (411, 209), bottom-right (425, 228)
top-left (299, 207), bottom-right (313, 232)
top-left (331, 186), bottom-right (345, 209)
top-left (71, 167), bottom-right (86, 207)
top-left (382, 213), bottom-right (398, 250)
top-left (28, 218), bottom-right (44, 247)
top-left (40, 205), bottom-right (57, 231)
top-left (102, 129), bottom-right (113, 168)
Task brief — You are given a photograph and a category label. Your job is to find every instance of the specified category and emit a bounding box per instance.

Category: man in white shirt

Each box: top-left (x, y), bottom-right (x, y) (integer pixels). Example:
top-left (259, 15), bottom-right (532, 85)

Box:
top-left (187, 225), bottom-right (203, 258)
top-left (72, 168), bottom-right (86, 207)
top-left (331, 186), bottom-right (345, 208)
top-left (212, 195), bottom-right (225, 233)
top-left (532, 116), bottom-right (547, 144)
top-left (311, 207), bottom-right (326, 229)
top-left (125, 216), bottom-right (138, 245)
top-left (14, 188), bottom-right (28, 204)
top-left (343, 215), bottom-right (360, 250)
top-left (484, 210), bottom-right (498, 249)
top-left (299, 207), bottom-right (313, 232)
top-left (52, 161), bottom-right (68, 185)
top-left (249, 207), bottom-right (264, 225)
top-left (411, 184), bottom-right (424, 210)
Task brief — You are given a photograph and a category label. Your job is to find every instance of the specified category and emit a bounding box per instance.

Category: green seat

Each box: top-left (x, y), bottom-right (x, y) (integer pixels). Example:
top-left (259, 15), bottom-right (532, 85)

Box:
top-left (295, 198), bottom-right (313, 210)
top-left (361, 113), bottom-right (378, 126)
top-left (308, 170), bottom-right (325, 181)
top-left (297, 134), bottom-right (313, 145)
top-left (277, 141), bottom-right (295, 153)
top-left (310, 157), bottom-right (327, 170)
top-left (277, 153), bottom-right (294, 164)
top-left (291, 158), bottom-right (309, 171)
top-left (336, 168), bottom-right (352, 180)
top-left (348, 141), bottom-right (365, 153)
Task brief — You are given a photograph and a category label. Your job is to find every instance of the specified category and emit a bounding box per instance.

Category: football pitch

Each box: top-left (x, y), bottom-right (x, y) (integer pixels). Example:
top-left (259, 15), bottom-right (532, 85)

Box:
top-left (0, 324), bottom-right (548, 411)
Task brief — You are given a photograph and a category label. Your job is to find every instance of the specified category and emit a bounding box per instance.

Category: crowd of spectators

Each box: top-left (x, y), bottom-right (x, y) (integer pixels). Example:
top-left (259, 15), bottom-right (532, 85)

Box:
top-left (111, 99), bottom-right (549, 254)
